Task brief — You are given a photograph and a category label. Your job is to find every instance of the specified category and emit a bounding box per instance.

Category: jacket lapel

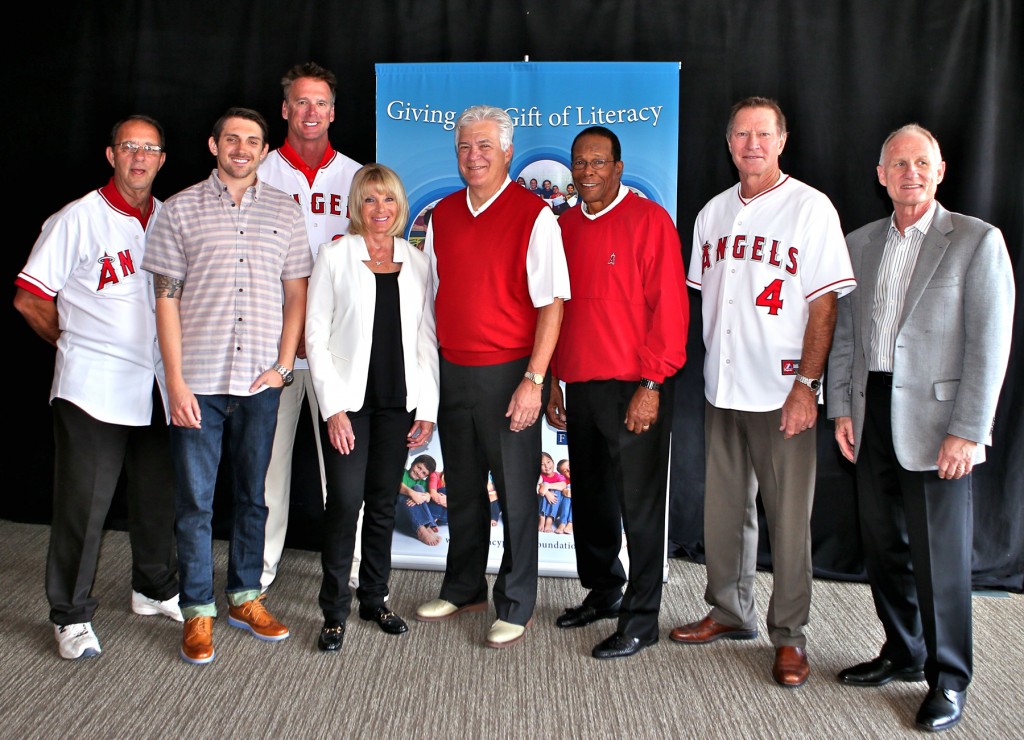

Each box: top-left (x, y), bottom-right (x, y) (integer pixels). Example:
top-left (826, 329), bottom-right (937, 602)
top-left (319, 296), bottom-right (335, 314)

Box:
top-left (859, 220), bottom-right (888, 358)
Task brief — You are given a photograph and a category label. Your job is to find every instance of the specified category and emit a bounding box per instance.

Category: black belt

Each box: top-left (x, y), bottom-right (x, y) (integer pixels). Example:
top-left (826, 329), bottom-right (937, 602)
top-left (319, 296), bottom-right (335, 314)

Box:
top-left (868, 371), bottom-right (893, 389)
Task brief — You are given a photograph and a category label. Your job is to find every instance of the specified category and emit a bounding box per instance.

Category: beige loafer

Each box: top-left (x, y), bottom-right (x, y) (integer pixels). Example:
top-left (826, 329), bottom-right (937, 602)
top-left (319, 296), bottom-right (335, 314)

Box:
top-left (415, 598), bottom-right (487, 622)
top-left (485, 619), bottom-right (528, 648)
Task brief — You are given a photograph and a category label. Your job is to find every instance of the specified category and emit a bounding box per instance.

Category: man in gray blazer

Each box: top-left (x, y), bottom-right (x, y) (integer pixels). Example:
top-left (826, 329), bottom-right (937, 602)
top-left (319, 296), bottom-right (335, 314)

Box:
top-left (827, 123), bottom-right (1014, 733)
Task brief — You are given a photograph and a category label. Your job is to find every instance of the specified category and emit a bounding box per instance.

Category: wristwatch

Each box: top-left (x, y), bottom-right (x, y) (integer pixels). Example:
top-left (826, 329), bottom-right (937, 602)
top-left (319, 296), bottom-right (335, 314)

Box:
top-left (274, 363), bottom-right (295, 387)
top-left (795, 373), bottom-right (821, 392)
top-left (639, 377), bottom-right (662, 392)
top-left (524, 371), bottom-right (545, 386)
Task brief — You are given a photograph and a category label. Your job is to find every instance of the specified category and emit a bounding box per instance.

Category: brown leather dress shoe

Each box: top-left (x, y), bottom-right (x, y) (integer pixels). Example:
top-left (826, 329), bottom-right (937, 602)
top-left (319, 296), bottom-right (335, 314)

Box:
top-left (181, 616), bottom-right (215, 665)
top-left (227, 594), bottom-right (289, 641)
top-left (669, 614), bottom-right (758, 644)
top-left (773, 646), bottom-right (810, 687)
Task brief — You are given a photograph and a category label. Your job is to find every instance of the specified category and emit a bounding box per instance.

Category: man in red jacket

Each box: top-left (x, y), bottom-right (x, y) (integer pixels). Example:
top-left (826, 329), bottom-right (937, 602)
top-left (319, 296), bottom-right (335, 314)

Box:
top-left (546, 126), bottom-right (689, 659)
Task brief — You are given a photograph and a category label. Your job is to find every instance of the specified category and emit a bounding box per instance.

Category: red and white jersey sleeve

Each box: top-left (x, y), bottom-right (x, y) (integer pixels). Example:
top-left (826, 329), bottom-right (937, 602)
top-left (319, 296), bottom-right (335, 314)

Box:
top-left (688, 175), bottom-right (856, 411)
top-left (16, 190), bottom-right (165, 425)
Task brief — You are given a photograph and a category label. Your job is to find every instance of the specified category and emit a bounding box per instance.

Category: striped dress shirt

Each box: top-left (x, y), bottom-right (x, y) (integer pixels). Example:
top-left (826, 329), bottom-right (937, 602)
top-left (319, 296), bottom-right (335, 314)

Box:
top-left (868, 203), bottom-right (936, 372)
top-left (143, 170), bottom-right (312, 396)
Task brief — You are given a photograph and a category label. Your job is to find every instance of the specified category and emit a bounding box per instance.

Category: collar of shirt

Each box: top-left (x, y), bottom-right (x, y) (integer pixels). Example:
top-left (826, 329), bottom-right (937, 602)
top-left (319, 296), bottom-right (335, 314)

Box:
top-left (736, 171), bottom-right (790, 206)
top-left (465, 177), bottom-right (512, 216)
top-left (99, 177), bottom-right (153, 230)
top-left (278, 139), bottom-right (335, 188)
top-left (581, 183), bottom-right (630, 220)
top-left (206, 169), bottom-right (264, 202)
top-left (888, 200), bottom-right (937, 239)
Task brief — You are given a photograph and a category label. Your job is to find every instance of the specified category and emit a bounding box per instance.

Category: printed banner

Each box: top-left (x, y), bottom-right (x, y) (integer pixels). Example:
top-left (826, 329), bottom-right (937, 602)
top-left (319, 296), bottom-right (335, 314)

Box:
top-left (376, 61), bottom-right (679, 578)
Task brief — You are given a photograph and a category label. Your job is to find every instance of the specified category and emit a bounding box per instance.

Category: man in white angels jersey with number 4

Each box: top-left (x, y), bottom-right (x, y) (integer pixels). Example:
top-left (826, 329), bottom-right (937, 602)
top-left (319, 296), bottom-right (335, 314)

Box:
top-left (671, 97), bottom-right (855, 689)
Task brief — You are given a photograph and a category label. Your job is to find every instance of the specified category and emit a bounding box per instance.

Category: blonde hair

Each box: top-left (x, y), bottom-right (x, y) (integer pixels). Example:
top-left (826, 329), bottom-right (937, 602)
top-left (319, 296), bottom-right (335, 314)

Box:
top-left (347, 163), bottom-right (410, 238)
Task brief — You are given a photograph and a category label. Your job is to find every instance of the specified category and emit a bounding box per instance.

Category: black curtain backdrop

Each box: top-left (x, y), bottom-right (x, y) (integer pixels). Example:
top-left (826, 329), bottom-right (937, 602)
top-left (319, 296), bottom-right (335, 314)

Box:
top-left (5, 2), bottom-right (1021, 591)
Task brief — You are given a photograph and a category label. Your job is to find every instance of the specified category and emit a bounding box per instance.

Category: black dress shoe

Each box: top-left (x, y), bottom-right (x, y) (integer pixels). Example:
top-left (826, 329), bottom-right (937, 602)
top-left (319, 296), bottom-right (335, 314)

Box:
top-left (317, 620), bottom-right (345, 652)
top-left (591, 631), bottom-right (658, 659)
top-left (915, 687), bottom-right (966, 732)
top-left (837, 656), bottom-right (926, 686)
top-left (359, 605), bottom-right (409, 635)
top-left (555, 599), bottom-right (622, 629)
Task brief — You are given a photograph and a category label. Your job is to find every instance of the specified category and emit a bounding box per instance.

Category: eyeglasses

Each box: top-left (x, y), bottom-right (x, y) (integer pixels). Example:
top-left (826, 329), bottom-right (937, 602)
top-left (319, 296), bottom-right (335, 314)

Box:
top-left (116, 141), bottom-right (164, 156)
top-left (571, 158), bottom-right (614, 171)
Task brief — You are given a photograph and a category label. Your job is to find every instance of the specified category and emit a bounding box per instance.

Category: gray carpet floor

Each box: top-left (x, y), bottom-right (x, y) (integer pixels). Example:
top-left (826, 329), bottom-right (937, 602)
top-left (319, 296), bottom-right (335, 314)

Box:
top-left (0, 519), bottom-right (1020, 739)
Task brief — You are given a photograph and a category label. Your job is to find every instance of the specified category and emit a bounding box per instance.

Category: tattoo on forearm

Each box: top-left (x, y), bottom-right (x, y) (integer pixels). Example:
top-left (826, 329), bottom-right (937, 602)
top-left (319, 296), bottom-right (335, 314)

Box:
top-left (154, 274), bottom-right (184, 299)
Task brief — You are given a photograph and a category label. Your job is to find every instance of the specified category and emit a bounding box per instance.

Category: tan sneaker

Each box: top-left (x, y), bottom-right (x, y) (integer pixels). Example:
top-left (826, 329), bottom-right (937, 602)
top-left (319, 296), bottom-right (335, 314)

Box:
top-left (227, 594), bottom-right (289, 641)
top-left (180, 616), bottom-right (215, 664)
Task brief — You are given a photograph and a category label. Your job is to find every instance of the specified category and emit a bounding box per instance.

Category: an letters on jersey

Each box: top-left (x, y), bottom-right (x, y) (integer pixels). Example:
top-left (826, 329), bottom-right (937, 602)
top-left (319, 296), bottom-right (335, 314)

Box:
top-left (96, 249), bottom-right (137, 291)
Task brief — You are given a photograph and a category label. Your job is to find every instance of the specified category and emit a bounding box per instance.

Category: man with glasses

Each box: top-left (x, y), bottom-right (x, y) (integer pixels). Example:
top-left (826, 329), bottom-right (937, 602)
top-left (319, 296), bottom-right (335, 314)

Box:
top-left (671, 97), bottom-right (856, 687)
top-left (143, 107), bottom-right (311, 664)
top-left (15, 115), bottom-right (182, 660)
top-left (415, 105), bottom-right (569, 649)
top-left (545, 126), bottom-right (688, 659)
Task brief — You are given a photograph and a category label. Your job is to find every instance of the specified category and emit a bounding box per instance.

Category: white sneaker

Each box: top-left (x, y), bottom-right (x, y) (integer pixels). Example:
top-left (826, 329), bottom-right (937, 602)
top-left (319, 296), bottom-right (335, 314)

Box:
top-left (131, 591), bottom-right (184, 622)
top-left (54, 622), bottom-right (101, 660)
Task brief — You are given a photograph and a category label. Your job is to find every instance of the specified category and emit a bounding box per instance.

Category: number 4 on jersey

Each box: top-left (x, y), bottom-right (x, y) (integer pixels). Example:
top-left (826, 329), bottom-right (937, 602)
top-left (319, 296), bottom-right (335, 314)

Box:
top-left (755, 278), bottom-right (784, 315)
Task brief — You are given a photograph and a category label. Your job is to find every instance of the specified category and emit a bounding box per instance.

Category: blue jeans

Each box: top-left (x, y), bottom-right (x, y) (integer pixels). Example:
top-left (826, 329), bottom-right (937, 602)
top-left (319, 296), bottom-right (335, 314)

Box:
top-left (539, 490), bottom-right (562, 518)
top-left (555, 494), bottom-right (572, 525)
top-left (170, 389), bottom-right (281, 617)
top-left (395, 486), bottom-right (445, 536)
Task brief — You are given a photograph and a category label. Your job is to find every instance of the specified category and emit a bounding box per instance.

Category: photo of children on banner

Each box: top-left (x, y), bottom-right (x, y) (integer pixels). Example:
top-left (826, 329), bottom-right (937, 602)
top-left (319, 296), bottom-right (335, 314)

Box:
top-left (555, 459), bottom-right (572, 534)
top-left (517, 161), bottom-right (574, 216)
top-left (549, 185), bottom-right (569, 215)
top-left (395, 454), bottom-right (446, 546)
top-left (488, 471), bottom-right (503, 527)
top-left (538, 452), bottom-right (570, 533)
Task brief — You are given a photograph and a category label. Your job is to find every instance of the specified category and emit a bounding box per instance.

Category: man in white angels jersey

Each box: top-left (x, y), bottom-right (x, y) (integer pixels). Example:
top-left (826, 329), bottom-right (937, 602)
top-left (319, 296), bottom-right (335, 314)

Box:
top-left (15, 115), bottom-right (182, 660)
top-left (670, 97), bottom-right (856, 688)
top-left (258, 62), bottom-right (362, 591)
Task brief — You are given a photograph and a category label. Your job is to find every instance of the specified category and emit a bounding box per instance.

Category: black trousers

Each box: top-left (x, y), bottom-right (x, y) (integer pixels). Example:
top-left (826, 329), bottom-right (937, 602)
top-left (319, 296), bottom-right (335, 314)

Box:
top-left (318, 406), bottom-right (413, 621)
top-left (47, 386), bottom-right (178, 625)
top-left (565, 378), bottom-right (673, 641)
top-left (857, 372), bottom-right (973, 691)
top-left (437, 356), bottom-right (546, 626)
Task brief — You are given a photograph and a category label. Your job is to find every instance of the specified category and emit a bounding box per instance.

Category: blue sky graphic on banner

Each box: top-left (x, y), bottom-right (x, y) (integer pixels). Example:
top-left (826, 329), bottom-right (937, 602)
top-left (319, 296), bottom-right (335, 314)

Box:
top-left (377, 61), bottom-right (680, 240)
top-left (376, 61), bottom-right (679, 578)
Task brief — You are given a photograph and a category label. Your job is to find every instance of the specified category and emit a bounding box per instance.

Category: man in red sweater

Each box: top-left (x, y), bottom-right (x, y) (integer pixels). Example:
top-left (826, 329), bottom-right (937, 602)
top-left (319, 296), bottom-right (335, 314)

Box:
top-left (546, 126), bottom-right (689, 659)
top-left (416, 105), bottom-right (570, 649)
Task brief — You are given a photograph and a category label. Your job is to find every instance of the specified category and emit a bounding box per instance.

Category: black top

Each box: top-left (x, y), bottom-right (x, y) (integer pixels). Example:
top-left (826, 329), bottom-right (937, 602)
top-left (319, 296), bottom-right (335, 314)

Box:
top-left (361, 270), bottom-right (407, 411)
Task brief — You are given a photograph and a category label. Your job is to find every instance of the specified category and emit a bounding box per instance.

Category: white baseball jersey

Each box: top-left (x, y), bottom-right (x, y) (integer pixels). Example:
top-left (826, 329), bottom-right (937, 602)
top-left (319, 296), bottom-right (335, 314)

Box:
top-left (259, 143), bottom-right (361, 369)
top-left (16, 183), bottom-right (167, 426)
top-left (687, 174), bottom-right (856, 411)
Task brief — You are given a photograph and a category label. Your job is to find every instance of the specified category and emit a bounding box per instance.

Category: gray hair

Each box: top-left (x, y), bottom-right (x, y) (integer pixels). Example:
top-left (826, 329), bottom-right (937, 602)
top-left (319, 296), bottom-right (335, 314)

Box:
top-left (454, 105), bottom-right (514, 151)
top-left (878, 123), bottom-right (942, 166)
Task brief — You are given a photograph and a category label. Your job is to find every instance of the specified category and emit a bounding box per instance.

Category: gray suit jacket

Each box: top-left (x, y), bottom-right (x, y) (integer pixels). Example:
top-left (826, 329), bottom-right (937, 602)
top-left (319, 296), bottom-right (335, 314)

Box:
top-left (827, 203), bottom-right (1014, 471)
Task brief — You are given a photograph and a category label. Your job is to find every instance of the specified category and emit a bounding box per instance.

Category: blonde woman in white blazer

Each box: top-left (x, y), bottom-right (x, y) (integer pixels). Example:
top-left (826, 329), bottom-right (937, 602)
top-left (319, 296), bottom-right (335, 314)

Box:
top-left (305, 164), bottom-right (439, 652)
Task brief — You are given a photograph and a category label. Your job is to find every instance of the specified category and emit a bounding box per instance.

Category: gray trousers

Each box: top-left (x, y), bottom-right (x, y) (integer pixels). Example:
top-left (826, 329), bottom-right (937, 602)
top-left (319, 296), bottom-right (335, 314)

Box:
top-left (702, 401), bottom-right (816, 647)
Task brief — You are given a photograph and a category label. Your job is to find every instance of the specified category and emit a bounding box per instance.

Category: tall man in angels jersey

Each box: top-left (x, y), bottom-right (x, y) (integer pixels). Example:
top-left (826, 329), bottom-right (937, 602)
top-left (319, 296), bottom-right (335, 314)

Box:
top-left (258, 62), bottom-right (362, 591)
top-left (670, 97), bottom-right (856, 688)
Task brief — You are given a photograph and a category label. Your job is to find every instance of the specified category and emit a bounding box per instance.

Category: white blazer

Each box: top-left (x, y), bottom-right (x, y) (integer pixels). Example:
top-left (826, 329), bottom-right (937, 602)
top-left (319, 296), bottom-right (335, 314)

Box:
top-left (305, 234), bottom-right (439, 422)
